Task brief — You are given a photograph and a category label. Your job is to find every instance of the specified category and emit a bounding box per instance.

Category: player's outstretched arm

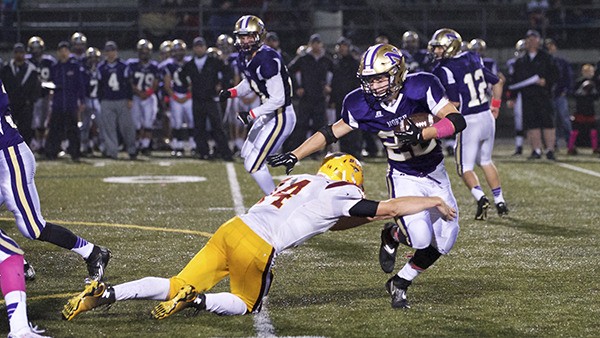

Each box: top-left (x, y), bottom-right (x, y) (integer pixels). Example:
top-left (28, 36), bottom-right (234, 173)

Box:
top-left (374, 196), bottom-right (456, 221)
top-left (267, 119), bottom-right (353, 174)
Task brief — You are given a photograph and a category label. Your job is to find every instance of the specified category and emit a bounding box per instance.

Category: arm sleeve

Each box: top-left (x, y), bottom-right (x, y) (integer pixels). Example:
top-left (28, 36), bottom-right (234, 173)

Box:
top-left (348, 199), bottom-right (379, 217)
top-left (233, 78), bottom-right (253, 97)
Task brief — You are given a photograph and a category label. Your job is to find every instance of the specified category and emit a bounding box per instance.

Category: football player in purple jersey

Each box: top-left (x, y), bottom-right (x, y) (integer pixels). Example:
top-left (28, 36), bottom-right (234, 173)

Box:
top-left (268, 43), bottom-right (466, 309)
top-left (128, 39), bottom-right (160, 156)
top-left (219, 15), bottom-right (296, 195)
top-left (26, 36), bottom-right (55, 154)
top-left (429, 29), bottom-right (508, 220)
top-left (0, 79), bottom-right (111, 282)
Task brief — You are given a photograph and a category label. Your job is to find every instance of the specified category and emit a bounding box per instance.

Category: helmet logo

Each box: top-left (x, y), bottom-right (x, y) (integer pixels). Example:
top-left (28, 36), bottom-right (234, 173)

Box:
top-left (445, 33), bottom-right (458, 39)
top-left (384, 51), bottom-right (402, 65)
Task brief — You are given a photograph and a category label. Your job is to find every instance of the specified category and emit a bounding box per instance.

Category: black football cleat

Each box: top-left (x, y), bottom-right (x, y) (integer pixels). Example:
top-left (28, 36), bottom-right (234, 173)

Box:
top-left (85, 246), bottom-right (111, 281)
top-left (385, 275), bottom-right (411, 309)
top-left (527, 150), bottom-right (542, 160)
top-left (379, 222), bottom-right (399, 273)
top-left (475, 196), bottom-right (490, 220)
top-left (546, 150), bottom-right (556, 161)
top-left (24, 261), bottom-right (36, 281)
top-left (496, 202), bottom-right (509, 217)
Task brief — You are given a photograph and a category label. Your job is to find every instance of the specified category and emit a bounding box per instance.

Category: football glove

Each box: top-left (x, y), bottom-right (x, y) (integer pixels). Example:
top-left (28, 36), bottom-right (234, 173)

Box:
top-left (218, 89), bottom-right (231, 102)
top-left (394, 118), bottom-right (423, 145)
top-left (237, 111), bottom-right (252, 125)
top-left (267, 152), bottom-right (298, 175)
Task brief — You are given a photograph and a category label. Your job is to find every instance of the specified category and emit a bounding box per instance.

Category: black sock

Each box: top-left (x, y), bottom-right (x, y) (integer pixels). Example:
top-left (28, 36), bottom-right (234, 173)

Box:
top-left (37, 222), bottom-right (78, 250)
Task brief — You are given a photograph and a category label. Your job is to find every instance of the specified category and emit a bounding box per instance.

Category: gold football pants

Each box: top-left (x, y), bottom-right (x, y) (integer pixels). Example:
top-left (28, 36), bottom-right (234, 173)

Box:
top-left (169, 216), bottom-right (275, 313)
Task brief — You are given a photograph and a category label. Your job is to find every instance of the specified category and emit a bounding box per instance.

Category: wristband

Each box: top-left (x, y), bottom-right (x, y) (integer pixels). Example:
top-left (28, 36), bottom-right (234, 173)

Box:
top-left (228, 88), bottom-right (238, 98)
top-left (249, 110), bottom-right (256, 119)
top-left (144, 88), bottom-right (154, 96)
top-left (432, 118), bottom-right (455, 139)
top-left (491, 98), bottom-right (501, 109)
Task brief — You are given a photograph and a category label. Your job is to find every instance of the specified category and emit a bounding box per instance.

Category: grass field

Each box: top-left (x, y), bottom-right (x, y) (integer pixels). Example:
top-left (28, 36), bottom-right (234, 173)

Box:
top-left (0, 143), bottom-right (599, 337)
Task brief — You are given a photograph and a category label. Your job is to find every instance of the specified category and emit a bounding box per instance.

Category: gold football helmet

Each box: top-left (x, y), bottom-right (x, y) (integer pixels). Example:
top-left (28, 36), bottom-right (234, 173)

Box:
top-left (70, 32), bottom-right (87, 45)
top-left (159, 40), bottom-right (173, 53)
top-left (136, 39), bottom-right (153, 51)
top-left (401, 30), bottom-right (419, 50)
top-left (468, 38), bottom-right (487, 54)
top-left (233, 15), bottom-right (266, 53)
top-left (172, 39), bottom-right (187, 51)
top-left (357, 44), bottom-right (407, 100)
top-left (428, 28), bottom-right (462, 59)
top-left (217, 34), bottom-right (234, 48)
top-left (514, 39), bottom-right (526, 57)
top-left (318, 153), bottom-right (364, 189)
top-left (27, 36), bottom-right (45, 52)
top-left (85, 47), bottom-right (101, 59)
top-left (207, 47), bottom-right (223, 58)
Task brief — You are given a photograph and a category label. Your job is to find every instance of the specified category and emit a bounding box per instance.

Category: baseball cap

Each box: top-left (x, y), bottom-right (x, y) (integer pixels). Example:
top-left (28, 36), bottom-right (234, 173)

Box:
top-left (13, 43), bottom-right (26, 52)
top-left (336, 37), bottom-right (351, 46)
top-left (309, 33), bottom-right (322, 44)
top-left (104, 41), bottom-right (118, 51)
top-left (525, 30), bottom-right (541, 38)
top-left (57, 41), bottom-right (71, 50)
top-left (193, 37), bottom-right (207, 46)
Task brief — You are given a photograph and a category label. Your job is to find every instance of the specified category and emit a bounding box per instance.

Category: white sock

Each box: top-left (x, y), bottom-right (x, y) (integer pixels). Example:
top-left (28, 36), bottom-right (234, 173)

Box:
top-left (516, 136), bottom-right (524, 147)
top-left (205, 292), bottom-right (248, 315)
top-left (114, 277), bottom-right (171, 301)
top-left (250, 166), bottom-right (276, 195)
top-left (397, 262), bottom-right (422, 282)
top-left (234, 138), bottom-right (244, 150)
top-left (141, 138), bottom-right (151, 148)
top-left (72, 243), bottom-right (94, 259)
top-left (5, 290), bottom-right (29, 334)
top-left (470, 186), bottom-right (485, 201)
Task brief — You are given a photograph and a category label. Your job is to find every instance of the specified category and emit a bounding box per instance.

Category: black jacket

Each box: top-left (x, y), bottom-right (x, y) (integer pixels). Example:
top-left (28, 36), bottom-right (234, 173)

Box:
top-left (181, 54), bottom-right (227, 101)
top-left (512, 49), bottom-right (558, 100)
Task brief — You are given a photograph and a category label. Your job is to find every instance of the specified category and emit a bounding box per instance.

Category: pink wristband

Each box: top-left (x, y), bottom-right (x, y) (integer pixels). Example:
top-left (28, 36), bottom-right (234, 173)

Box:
top-left (491, 98), bottom-right (501, 109)
top-left (228, 88), bottom-right (238, 98)
top-left (433, 118), bottom-right (455, 139)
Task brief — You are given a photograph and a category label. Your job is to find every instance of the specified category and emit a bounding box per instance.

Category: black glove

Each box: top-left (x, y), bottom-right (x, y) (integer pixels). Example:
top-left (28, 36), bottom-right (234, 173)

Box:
top-left (394, 118), bottom-right (423, 145)
top-left (267, 152), bottom-right (298, 175)
top-left (218, 89), bottom-right (231, 102)
top-left (237, 111), bottom-right (252, 125)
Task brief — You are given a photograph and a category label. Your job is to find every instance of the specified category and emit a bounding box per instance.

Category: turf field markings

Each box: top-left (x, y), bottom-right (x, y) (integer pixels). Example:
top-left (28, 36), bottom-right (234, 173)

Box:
top-left (0, 217), bottom-right (213, 238)
top-left (225, 163), bottom-right (276, 337)
top-left (555, 162), bottom-right (600, 178)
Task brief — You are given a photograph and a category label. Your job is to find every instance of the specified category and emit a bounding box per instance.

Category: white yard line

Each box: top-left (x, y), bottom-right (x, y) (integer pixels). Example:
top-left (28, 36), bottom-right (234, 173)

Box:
top-left (226, 163), bottom-right (276, 337)
top-left (555, 162), bottom-right (600, 178)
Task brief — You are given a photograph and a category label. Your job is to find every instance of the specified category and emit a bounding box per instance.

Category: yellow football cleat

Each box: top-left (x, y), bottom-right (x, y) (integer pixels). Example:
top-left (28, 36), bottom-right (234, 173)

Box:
top-left (151, 284), bottom-right (205, 320)
top-left (62, 280), bottom-right (115, 320)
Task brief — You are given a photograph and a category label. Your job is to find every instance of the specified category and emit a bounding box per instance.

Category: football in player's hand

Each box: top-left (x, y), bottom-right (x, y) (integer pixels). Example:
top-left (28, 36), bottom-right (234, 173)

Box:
top-left (396, 112), bottom-right (441, 132)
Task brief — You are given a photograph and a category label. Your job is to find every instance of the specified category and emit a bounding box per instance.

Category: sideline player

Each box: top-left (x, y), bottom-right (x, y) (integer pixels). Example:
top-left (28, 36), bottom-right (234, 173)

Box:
top-left (162, 39), bottom-right (193, 157)
top-left (268, 44), bottom-right (466, 308)
top-left (429, 29), bottom-right (508, 219)
top-left (129, 39), bottom-right (160, 156)
top-left (0, 79), bottom-right (111, 282)
top-left (219, 15), bottom-right (296, 195)
top-left (62, 153), bottom-right (456, 320)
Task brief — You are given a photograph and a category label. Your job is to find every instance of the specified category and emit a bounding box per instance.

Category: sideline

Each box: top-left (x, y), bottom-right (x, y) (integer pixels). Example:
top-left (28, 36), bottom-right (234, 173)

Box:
top-left (554, 162), bottom-right (600, 178)
top-left (225, 163), bottom-right (276, 337)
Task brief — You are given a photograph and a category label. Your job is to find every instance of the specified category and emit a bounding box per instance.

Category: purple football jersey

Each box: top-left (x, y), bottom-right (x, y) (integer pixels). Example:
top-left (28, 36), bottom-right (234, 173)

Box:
top-left (432, 52), bottom-right (499, 116)
top-left (341, 72), bottom-right (449, 176)
top-left (0, 80), bottom-right (24, 149)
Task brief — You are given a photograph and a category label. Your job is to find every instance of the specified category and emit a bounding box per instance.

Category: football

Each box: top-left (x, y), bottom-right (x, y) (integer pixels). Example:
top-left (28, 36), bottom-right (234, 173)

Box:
top-left (397, 112), bottom-right (441, 132)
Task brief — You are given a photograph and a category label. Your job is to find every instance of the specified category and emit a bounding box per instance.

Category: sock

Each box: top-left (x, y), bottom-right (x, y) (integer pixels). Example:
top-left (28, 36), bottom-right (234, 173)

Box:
top-left (5, 291), bottom-right (28, 334)
top-left (515, 135), bottom-right (524, 147)
top-left (234, 138), bottom-right (244, 151)
top-left (114, 277), bottom-right (170, 301)
top-left (492, 186), bottom-right (505, 204)
top-left (250, 166), bottom-right (276, 195)
top-left (470, 185), bottom-right (485, 201)
top-left (591, 129), bottom-right (598, 150)
top-left (568, 130), bottom-right (579, 151)
top-left (0, 255), bottom-right (28, 334)
top-left (141, 138), bottom-right (151, 149)
top-left (397, 262), bottom-right (422, 282)
top-left (534, 148), bottom-right (542, 155)
top-left (205, 292), bottom-right (248, 315)
top-left (72, 239), bottom-right (94, 259)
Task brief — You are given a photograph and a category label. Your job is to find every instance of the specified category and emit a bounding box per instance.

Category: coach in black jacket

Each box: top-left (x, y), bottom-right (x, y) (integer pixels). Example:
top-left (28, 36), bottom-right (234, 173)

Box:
top-left (182, 37), bottom-right (233, 161)
top-left (509, 30), bottom-right (559, 160)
